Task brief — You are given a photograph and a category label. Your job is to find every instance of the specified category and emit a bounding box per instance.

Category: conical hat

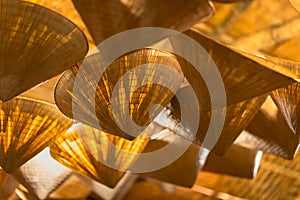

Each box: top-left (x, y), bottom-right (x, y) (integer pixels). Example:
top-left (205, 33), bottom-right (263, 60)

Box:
top-left (54, 49), bottom-right (184, 139)
top-left (169, 86), bottom-right (267, 155)
top-left (71, 0), bottom-right (214, 44)
top-left (0, 97), bottom-right (73, 173)
top-left (241, 96), bottom-right (300, 159)
top-left (271, 82), bottom-right (300, 135)
top-left (0, 0), bottom-right (88, 101)
top-left (50, 123), bottom-right (149, 188)
top-left (170, 29), bottom-right (296, 111)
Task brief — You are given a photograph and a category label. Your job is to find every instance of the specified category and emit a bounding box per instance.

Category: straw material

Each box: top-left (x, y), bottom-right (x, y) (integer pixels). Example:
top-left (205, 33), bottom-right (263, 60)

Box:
top-left (203, 95), bottom-right (267, 155)
top-left (170, 29), bottom-right (295, 111)
top-left (263, 56), bottom-right (300, 79)
top-left (55, 49), bottom-right (183, 140)
top-left (170, 86), bottom-right (267, 155)
top-left (203, 144), bottom-right (262, 178)
top-left (71, 0), bottom-right (214, 44)
top-left (0, 169), bottom-right (18, 200)
top-left (271, 82), bottom-right (300, 135)
top-left (0, 97), bottom-right (73, 173)
top-left (238, 97), bottom-right (299, 159)
top-left (50, 123), bottom-right (149, 188)
top-left (11, 148), bottom-right (72, 200)
top-left (0, 0), bottom-right (88, 101)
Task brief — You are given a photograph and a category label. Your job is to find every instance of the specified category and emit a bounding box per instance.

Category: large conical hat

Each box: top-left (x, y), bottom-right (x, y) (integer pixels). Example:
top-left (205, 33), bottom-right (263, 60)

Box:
top-left (169, 86), bottom-right (267, 155)
top-left (54, 49), bottom-right (184, 139)
top-left (50, 123), bottom-right (149, 188)
top-left (0, 97), bottom-right (73, 173)
top-left (11, 148), bottom-right (72, 200)
top-left (240, 96), bottom-right (300, 159)
top-left (169, 29), bottom-right (296, 111)
top-left (71, 0), bottom-right (214, 44)
top-left (0, 0), bottom-right (88, 101)
top-left (0, 169), bottom-right (18, 200)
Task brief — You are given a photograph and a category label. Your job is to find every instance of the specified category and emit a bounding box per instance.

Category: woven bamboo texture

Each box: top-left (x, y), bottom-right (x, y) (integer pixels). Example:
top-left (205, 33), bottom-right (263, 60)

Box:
top-left (71, 0), bottom-right (214, 44)
top-left (0, 0), bottom-right (88, 101)
top-left (12, 148), bottom-right (72, 200)
top-left (55, 49), bottom-right (183, 140)
top-left (50, 123), bottom-right (149, 188)
top-left (170, 29), bottom-right (295, 112)
top-left (0, 97), bottom-right (73, 173)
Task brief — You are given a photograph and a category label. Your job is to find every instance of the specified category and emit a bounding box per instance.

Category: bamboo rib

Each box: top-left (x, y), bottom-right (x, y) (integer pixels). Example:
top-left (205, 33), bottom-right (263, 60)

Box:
top-left (0, 0), bottom-right (88, 101)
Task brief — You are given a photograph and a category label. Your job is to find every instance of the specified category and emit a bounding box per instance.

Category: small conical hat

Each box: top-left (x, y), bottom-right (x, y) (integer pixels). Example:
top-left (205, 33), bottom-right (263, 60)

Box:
top-left (0, 97), bottom-right (73, 173)
top-left (0, 0), bottom-right (88, 101)
top-left (50, 123), bottom-right (149, 188)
